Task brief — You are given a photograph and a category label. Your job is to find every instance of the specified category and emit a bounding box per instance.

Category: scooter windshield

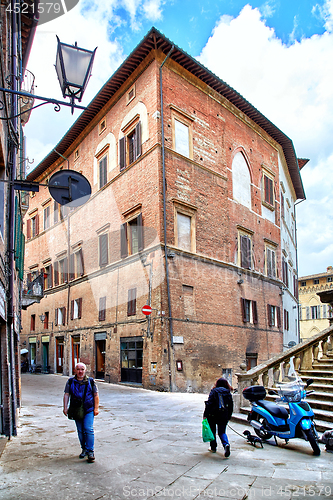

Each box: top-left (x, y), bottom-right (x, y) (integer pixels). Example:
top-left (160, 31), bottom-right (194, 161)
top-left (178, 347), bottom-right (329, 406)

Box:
top-left (276, 378), bottom-right (305, 402)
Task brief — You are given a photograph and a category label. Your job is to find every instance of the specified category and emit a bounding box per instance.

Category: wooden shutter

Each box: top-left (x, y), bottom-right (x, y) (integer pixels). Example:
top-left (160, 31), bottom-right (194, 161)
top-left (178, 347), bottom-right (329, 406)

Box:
top-left (54, 261), bottom-right (59, 286)
top-left (55, 308), bottom-right (58, 326)
top-left (281, 192), bottom-right (284, 218)
top-left (276, 307), bottom-right (281, 328)
top-left (78, 248), bottom-right (84, 276)
top-left (264, 176), bottom-right (273, 205)
top-left (99, 296), bottom-right (106, 321)
top-left (63, 257), bottom-right (68, 283)
top-left (241, 298), bottom-right (247, 322)
top-left (119, 137), bottom-right (126, 170)
top-left (54, 201), bottom-right (59, 224)
top-left (127, 288), bottom-right (136, 316)
top-left (78, 298), bottom-right (82, 319)
top-left (135, 121), bottom-right (141, 160)
top-left (120, 223), bottom-right (128, 258)
top-left (137, 213), bottom-right (144, 252)
top-left (252, 301), bottom-right (258, 324)
top-left (99, 234), bottom-right (108, 266)
top-left (35, 214), bottom-right (39, 236)
top-left (241, 235), bottom-right (251, 269)
top-left (62, 307), bottom-right (66, 325)
top-left (69, 253), bottom-right (75, 281)
top-left (27, 218), bottom-right (31, 239)
top-left (99, 156), bottom-right (107, 188)
top-left (267, 304), bottom-right (273, 327)
top-left (70, 300), bottom-right (74, 320)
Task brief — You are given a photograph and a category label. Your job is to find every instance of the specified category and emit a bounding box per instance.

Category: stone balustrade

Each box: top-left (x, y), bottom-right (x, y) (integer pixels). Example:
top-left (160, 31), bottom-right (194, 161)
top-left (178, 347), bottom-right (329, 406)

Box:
top-left (235, 324), bottom-right (333, 411)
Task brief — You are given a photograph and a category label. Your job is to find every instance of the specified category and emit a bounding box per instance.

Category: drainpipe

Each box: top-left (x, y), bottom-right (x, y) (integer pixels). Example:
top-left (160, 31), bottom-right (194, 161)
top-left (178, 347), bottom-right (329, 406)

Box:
top-left (159, 45), bottom-right (174, 391)
top-left (294, 198), bottom-right (305, 343)
top-left (6, 2), bottom-right (19, 436)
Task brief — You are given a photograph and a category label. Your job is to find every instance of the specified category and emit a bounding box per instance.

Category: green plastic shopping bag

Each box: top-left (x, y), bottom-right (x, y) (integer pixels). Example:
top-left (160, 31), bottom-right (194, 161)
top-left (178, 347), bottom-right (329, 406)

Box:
top-left (202, 418), bottom-right (214, 442)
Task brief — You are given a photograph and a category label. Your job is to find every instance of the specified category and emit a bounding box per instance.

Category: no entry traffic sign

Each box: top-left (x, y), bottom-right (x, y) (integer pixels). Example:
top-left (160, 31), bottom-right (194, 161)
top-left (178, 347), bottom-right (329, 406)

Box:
top-left (142, 305), bottom-right (152, 316)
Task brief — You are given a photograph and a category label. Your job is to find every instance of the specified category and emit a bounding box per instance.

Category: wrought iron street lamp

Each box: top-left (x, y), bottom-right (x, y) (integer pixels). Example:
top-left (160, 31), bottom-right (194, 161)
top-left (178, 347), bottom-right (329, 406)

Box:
top-left (55, 37), bottom-right (96, 114)
top-left (0, 37), bottom-right (97, 117)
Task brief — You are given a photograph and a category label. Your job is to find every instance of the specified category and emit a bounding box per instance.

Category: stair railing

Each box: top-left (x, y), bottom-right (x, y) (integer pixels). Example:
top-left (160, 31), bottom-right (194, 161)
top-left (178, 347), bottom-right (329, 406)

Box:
top-left (235, 324), bottom-right (333, 410)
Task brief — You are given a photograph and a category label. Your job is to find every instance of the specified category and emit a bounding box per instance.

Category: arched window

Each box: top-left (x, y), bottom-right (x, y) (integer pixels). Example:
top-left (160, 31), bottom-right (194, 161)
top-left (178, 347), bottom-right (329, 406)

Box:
top-left (232, 152), bottom-right (251, 209)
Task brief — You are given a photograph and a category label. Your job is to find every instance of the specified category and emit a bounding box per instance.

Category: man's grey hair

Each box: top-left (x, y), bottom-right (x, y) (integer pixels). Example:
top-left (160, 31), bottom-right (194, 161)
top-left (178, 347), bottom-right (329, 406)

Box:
top-left (75, 362), bottom-right (87, 370)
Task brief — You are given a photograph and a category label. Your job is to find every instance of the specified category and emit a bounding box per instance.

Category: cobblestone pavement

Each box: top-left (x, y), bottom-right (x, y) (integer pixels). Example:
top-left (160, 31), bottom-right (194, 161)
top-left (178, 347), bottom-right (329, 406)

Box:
top-left (0, 374), bottom-right (333, 500)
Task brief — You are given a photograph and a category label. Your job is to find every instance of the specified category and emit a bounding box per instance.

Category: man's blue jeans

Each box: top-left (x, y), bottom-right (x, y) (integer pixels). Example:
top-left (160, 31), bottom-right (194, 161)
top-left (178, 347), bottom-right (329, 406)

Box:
top-left (75, 411), bottom-right (94, 453)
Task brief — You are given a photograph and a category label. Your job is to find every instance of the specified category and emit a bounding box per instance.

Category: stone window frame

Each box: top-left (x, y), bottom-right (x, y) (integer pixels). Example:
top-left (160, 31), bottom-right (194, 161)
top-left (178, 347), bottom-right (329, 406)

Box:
top-left (170, 105), bottom-right (194, 160)
top-left (173, 200), bottom-right (197, 253)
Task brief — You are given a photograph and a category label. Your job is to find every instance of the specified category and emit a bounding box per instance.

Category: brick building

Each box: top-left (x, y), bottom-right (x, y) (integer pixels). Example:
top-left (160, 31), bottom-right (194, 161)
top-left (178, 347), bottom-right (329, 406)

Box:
top-left (21, 28), bottom-right (305, 392)
top-left (0, 2), bottom-right (37, 435)
top-left (299, 266), bottom-right (333, 341)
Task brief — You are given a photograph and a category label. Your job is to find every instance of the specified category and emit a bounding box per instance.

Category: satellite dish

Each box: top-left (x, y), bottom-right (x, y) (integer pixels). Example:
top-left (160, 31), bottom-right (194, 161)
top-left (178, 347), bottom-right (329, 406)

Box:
top-left (288, 341), bottom-right (296, 348)
top-left (48, 170), bottom-right (91, 207)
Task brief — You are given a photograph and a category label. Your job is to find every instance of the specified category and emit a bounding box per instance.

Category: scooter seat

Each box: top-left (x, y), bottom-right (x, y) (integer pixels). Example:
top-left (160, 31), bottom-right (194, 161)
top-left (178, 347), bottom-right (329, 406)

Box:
top-left (257, 400), bottom-right (289, 419)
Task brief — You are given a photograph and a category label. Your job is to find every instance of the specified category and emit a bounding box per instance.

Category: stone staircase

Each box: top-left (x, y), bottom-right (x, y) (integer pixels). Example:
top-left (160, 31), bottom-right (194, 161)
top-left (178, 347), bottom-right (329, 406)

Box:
top-left (298, 356), bottom-right (333, 432)
top-left (234, 325), bottom-right (333, 434)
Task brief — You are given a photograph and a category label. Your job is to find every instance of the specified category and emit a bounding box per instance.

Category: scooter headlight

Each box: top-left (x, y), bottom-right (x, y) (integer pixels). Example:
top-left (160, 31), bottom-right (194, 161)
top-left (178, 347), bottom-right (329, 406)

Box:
top-left (300, 419), bottom-right (312, 430)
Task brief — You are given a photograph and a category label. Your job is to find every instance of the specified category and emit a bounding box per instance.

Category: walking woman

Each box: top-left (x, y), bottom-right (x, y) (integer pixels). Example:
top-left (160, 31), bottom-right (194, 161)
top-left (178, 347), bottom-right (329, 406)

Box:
top-left (203, 377), bottom-right (233, 457)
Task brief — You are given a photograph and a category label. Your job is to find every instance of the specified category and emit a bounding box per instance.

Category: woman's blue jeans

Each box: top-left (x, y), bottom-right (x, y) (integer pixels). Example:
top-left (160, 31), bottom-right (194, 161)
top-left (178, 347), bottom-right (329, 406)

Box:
top-left (75, 411), bottom-right (94, 453)
top-left (207, 416), bottom-right (229, 450)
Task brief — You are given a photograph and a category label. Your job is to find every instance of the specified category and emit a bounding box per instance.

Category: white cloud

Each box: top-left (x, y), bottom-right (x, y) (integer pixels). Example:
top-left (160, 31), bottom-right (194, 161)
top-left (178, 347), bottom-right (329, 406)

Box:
top-left (198, 2), bottom-right (333, 275)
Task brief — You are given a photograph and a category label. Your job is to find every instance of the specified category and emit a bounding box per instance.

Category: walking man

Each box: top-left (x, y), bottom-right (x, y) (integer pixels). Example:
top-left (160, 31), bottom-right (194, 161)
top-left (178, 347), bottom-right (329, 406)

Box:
top-left (63, 362), bottom-right (99, 462)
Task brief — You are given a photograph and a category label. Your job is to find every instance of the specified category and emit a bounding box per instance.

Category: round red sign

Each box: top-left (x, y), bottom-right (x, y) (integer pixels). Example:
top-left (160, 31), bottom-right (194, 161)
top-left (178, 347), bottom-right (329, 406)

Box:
top-left (142, 305), bottom-right (152, 316)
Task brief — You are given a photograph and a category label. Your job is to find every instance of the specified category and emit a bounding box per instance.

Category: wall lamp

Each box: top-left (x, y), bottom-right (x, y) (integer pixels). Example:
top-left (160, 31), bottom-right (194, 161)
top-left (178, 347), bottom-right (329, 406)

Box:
top-left (0, 37), bottom-right (96, 118)
top-left (39, 314), bottom-right (45, 323)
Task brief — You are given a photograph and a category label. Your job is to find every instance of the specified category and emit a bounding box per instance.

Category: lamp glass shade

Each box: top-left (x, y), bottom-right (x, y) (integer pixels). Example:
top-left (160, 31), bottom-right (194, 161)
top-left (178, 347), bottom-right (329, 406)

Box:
top-left (55, 38), bottom-right (96, 102)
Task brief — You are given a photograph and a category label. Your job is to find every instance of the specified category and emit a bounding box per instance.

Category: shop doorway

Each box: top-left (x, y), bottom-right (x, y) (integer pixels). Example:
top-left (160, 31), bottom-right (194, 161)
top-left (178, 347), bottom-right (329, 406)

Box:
top-left (120, 337), bottom-right (143, 384)
top-left (42, 338), bottom-right (49, 373)
top-left (95, 332), bottom-right (106, 379)
top-left (56, 337), bottom-right (64, 373)
top-left (72, 335), bottom-right (80, 374)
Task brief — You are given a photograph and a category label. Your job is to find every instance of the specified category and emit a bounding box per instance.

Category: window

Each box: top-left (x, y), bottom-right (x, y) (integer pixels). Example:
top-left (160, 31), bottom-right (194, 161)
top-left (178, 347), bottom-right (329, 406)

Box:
top-left (313, 279), bottom-right (319, 285)
top-left (281, 191), bottom-right (285, 219)
top-left (99, 119), bottom-right (106, 134)
top-left (232, 152), bottom-right (251, 209)
top-left (262, 172), bottom-right (274, 208)
top-left (54, 200), bottom-right (60, 224)
top-left (327, 277), bottom-right (333, 283)
top-left (284, 309), bottom-right (289, 331)
top-left (301, 281), bottom-right (306, 287)
top-left (44, 205), bottom-right (50, 230)
top-left (43, 264), bottom-right (53, 289)
top-left (265, 245), bottom-right (276, 278)
top-left (127, 288), bottom-right (137, 316)
top-left (27, 212), bottom-right (39, 239)
top-left (99, 156), bottom-right (107, 189)
top-left (174, 203), bottom-right (196, 253)
top-left (238, 231), bottom-right (252, 270)
top-left (171, 108), bottom-right (193, 159)
top-left (267, 305), bottom-right (281, 327)
top-left (30, 314), bottom-right (35, 331)
top-left (282, 258), bottom-right (289, 287)
top-left (69, 248), bottom-right (84, 280)
top-left (293, 275), bottom-right (298, 299)
top-left (119, 121), bottom-right (141, 170)
top-left (71, 298), bottom-right (82, 320)
top-left (246, 353), bottom-right (257, 371)
top-left (311, 305), bottom-right (320, 319)
top-left (54, 256), bottom-right (68, 286)
top-left (42, 311), bottom-right (49, 330)
top-left (241, 299), bottom-right (258, 324)
top-left (127, 85), bottom-right (135, 104)
top-left (99, 296), bottom-right (106, 321)
top-left (99, 233), bottom-right (109, 267)
top-left (121, 213), bottom-right (143, 258)
top-left (55, 307), bottom-right (66, 326)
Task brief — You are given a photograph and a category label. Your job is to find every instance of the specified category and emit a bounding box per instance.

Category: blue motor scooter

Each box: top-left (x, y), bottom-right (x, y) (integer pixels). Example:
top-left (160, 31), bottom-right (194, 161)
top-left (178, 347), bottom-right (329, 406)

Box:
top-left (243, 376), bottom-right (321, 455)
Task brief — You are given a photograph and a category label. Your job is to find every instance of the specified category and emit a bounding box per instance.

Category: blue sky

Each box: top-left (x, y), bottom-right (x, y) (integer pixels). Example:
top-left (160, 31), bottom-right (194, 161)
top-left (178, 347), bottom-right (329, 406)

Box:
top-left (25, 0), bottom-right (333, 276)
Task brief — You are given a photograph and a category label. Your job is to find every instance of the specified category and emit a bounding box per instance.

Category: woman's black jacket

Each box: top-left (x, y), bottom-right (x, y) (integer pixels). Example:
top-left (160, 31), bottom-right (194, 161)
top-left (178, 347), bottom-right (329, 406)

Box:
top-left (203, 386), bottom-right (233, 421)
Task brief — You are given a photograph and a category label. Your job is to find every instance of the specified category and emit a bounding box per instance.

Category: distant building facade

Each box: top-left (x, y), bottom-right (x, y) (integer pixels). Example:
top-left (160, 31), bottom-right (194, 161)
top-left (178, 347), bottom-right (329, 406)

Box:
top-left (299, 266), bottom-right (333, 341)
top-left (21, 28), bottom-right (305, 392)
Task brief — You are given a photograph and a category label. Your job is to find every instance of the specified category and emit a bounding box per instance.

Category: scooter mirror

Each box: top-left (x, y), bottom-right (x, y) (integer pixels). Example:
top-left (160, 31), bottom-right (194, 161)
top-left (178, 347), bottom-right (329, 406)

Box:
top-left (305, 378), bottom-right (313, 387)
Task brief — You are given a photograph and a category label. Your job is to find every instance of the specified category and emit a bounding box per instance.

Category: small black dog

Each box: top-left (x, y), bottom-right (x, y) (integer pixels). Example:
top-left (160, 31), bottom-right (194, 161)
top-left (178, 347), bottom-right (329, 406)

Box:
top-left (243, 430), bottom-right (263, 448)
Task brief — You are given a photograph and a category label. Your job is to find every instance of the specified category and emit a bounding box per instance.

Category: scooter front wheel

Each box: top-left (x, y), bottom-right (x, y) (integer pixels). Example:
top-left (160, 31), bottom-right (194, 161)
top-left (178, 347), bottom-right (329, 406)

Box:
top-left (304, 428), bottom-right (320, 456)
top-left (252, 413), bottom-right (273, 440)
